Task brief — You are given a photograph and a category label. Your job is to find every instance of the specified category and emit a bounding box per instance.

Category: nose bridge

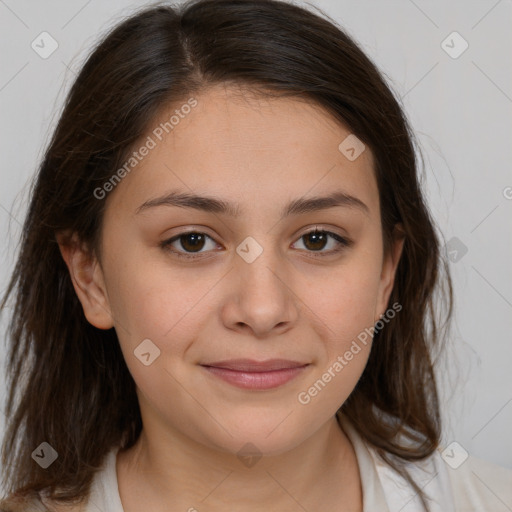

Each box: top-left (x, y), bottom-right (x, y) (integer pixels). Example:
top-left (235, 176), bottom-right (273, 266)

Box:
top-left (236, 233), bottom-right (285, 295)
top-left (225, 233), bottom-right (297, 334)
top-left (237, 230), bottom-right (287, 279)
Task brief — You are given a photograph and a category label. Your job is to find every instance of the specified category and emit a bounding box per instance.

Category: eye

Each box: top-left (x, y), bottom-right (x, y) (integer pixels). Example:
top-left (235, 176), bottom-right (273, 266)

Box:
top-left (291, 228), bottom-right (351, 256)
top-left (160, 227), bottom-right (351, 260)
top-left (160, 231), bottom-right (220, 259)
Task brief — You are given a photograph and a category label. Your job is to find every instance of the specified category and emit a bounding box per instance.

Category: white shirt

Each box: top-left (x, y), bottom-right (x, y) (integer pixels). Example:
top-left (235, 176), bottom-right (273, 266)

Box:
top-left (11, 416), bottom-right (512, 511)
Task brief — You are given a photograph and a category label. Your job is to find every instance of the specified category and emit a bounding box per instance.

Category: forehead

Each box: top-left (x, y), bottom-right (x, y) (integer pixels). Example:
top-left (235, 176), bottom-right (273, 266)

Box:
top-left (104, 83), bottom-right (378, 219)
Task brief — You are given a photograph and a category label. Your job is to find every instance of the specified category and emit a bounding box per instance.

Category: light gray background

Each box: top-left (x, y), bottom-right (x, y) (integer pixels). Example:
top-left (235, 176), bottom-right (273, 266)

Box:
top-left (1, 0), bottom-right (511, 473)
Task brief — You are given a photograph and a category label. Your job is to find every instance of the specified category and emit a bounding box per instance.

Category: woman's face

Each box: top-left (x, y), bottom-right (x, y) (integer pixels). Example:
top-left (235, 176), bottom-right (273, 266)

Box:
top-left (69, 83), bottom-right (402, 456)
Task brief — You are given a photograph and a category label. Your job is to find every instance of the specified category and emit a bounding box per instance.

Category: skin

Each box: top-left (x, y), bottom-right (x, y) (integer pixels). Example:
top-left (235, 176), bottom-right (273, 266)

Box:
top-left (57, 83), bottom-right (404, 512)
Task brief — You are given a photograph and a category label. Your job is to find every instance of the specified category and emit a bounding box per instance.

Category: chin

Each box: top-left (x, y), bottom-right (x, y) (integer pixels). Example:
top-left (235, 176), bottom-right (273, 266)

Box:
top-left (198, 412), bottom-right (316, 459)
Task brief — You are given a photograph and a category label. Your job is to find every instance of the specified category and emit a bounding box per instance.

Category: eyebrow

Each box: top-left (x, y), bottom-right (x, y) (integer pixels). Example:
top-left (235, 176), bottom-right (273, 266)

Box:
top-left (135, 190), bottom-right (369, 217)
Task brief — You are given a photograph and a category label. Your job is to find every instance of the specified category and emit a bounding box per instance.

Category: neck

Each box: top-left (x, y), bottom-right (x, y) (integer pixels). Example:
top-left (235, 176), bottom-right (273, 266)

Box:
top-left (117, 414), bottom-right (362, 512)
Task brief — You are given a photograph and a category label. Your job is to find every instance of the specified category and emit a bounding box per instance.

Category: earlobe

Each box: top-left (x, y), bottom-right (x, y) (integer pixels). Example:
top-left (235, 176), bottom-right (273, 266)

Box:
top-left (56, 231), bottom-right (114, 330)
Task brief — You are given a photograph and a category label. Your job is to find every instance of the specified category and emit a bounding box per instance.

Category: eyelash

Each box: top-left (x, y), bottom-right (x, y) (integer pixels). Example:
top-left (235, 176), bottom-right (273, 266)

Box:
top-left (159, 228), bottom-right (352, 260)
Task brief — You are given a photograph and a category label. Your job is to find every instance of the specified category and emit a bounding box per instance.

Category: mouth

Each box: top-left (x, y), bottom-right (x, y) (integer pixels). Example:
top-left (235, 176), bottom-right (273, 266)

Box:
top-left (200, 359), bottom-right (310, 390)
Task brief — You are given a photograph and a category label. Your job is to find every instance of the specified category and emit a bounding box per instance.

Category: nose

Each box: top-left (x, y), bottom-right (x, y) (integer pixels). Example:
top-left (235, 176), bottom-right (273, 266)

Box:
top-left (220, 241), bottom-right (300, 338)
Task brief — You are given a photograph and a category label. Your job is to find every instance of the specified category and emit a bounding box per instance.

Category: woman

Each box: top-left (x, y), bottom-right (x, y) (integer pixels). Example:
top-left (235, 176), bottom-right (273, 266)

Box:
top-left (1, 0), bottom-right (510, 510)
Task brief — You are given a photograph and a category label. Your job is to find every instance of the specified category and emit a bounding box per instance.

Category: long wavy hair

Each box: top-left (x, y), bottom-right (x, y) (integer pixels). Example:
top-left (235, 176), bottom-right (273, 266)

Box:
top-left (0, 0), bottom-right (452, 510)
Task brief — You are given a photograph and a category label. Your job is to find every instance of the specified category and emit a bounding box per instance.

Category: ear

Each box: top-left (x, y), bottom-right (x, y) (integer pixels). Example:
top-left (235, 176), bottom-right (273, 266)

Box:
top-left (56, 230), bottom-right (114, 330)
top-left (375, 225), bottom-right (405, 322)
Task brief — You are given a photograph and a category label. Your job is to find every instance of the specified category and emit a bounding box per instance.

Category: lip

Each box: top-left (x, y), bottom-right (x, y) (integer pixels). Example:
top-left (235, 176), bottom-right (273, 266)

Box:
top-left (200, 359), bottom-right (310, 390)
top-left (202, 359), bottom-right (307, 371)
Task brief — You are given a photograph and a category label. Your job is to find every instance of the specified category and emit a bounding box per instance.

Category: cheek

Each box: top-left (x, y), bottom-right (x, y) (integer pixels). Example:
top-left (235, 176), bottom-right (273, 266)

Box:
top-left (108, 270), bottom-right (204, 413)
top-left (109, 268), bottom-right (202, 347)
top-left (105, 247), bottom-right (226, 386)
top-left (295, 256), bottom-right (381, 413)
top-left (303, 250), bottom-right (383, 352)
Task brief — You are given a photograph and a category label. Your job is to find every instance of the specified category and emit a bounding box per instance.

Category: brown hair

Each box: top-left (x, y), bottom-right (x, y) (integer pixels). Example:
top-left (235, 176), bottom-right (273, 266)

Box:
top-left (0, 0), bottom-right (452, 509)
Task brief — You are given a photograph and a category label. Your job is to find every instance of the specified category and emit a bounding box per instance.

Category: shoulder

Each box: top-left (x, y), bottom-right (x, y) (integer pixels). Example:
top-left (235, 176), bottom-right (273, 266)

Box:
top-left (0, 494), bottom-right (87, 512)
top-left (376, 447), bottom-right (512, 512)
top-left (0, 448), bottom-right (120, 512)
top-left (444, 453), bottom-right (512, 512)
top-left (0, 495), bottom-right (48, 512)
top-left (338, 414), bottom-right (512, 511)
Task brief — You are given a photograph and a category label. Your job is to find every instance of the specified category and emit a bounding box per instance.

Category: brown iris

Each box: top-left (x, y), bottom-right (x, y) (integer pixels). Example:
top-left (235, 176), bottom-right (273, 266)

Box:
top-left (179, 232), bottom-right (206, 252)
top-left (302, 231), bottom-right (328, 251)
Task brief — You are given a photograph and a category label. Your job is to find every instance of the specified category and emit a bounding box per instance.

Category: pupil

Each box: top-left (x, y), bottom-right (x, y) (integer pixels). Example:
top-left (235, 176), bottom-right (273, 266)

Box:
top-left (305, 232), bottom-right (326, 251)
top-left (182, 233), bottom-right (205, 252)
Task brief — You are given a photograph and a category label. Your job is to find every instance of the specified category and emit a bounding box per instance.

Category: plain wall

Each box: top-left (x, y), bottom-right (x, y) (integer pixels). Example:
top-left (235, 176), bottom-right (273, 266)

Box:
top-left (1, 0), bottom-right (511, 477)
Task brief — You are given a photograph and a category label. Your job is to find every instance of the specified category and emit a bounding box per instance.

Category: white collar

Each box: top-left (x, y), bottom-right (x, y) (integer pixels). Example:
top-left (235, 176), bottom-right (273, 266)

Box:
top-left (338, 412), bottom-right (456, 512)
top-left (338, 413), bottom-right (391, 511)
